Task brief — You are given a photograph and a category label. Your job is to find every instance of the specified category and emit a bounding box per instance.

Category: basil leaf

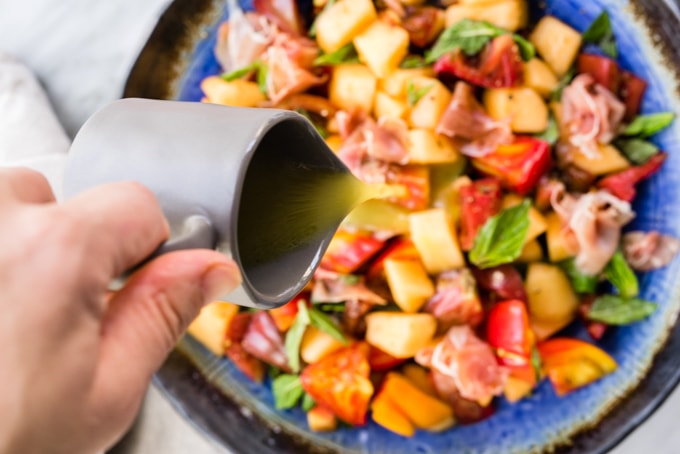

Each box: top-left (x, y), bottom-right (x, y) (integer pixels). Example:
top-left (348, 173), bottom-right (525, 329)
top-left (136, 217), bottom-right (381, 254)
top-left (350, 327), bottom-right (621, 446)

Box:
top-left (272, 374), bottom-right (304, 409)
top-left (582, 11), bottom-right (617, 58)
top-left (533, 113), bottom-right (559, 145)
top-left (588, 294), bottom-right (656, 325)
top-left (559, 258), bottom-right (599, 293)
top-left (530, 345), bottom-right (542, 383)
top-left (257, 62), bottom-right (269, 94)
top-left (221, 62), bottom-right (258, 81)
top-left (469, 199), bottom-right (530, 269)
top-left (604, 250), bottom-right (639, 298)
top-left (400, 55), bottom-right (428, 69)
top-left (623, 112), bottom-right (675, 138)
top-left (308, 307), bottom-right (349, 344)
top-left (407, 81), bottom-right (433, 106)
top-left (512, 34), bottom-right (536, 61)
top-left (284, 301), bottom-right (311, 373)
top-left (314, 43), bottom-right (359, 66)
top-left (316, 303), bottom-right (346, 313)
top-left (301, 393), bottom-right (316, 411)
top-left (614, 138), bottom-right (659, 165)
top-left (550, 67), bottom-right (576, 102)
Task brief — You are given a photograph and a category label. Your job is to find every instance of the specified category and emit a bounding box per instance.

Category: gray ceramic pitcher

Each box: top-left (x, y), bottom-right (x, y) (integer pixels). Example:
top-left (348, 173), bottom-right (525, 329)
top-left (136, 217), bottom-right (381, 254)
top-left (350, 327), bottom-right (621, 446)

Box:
top-left (63, 98), bottom-right (350, 309)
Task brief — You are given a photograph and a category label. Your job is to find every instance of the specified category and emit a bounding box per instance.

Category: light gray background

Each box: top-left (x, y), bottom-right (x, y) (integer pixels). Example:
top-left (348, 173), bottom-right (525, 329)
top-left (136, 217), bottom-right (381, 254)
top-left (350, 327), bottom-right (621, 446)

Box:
top-left (0, 1), bottom-right (679, 452)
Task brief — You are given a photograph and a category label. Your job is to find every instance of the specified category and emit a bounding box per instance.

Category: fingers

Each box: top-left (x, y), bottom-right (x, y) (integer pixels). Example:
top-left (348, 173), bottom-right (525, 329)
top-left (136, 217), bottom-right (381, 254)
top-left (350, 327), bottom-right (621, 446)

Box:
top-left (61, 181), bottom-right (170, 277)
top-left (0, 167), bottom-right (55, 204)
top-left (93, 250), bottom-right (241, 397)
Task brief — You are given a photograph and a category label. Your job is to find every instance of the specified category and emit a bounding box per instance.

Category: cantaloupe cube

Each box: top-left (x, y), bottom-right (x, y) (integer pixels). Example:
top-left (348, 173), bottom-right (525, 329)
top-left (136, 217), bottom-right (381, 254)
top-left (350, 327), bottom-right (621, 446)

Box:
top-left (365, 312), bottom-right (437, 358)
top-left (307, 406), bottom-right (337, 432)
top-left (329, 64), bottom-right (377, 113)
top-left (408, 77), bottom-right (452, 130)
top-left (409, 208), bottom-right (465, 273)
top-left (371, 390), bottom-right (416, 437)
top-left (315, 0), bottom-right (377, 54)
top-left (384, 258), bottom-right (435, 312)
top-left (546, 211), bottom-right (575, 263)
top-left (570, 144), bottom-right (630, 176)
top-left (408, 129), bottom-right (462, 164)
top-left (187, 302), bottom-right (239, 356)
top-left (526, 262), bottom-right (579, 337)
top-left (325, 134), bottom-right (343, 153)
top-left (483, 87), bottom-right (549, 133)
top-left (529, 16), bottom-right (582, 77)
top-left (517, 239), bottom-right (544, 263)
top-left (523, 58), bottom-right (559, 98)
top-left (379, 67), bottom-right (434, 99)
top-left (200, 77), bottom-right (265, 107)
top-left (501, 194), bottom-right (547, 243)
top-left (445, 0), bottom-right (528, 32)
top-left (374, 91), bottom-right (409, 120)
top-left (353, 20), bottom-right (410, 78)
top-left (300, 326), bottom-right (346, 364)
top-left (402, 364), bottom-right (438, 396)
top-left (504, 376), bottom-right (535, 403)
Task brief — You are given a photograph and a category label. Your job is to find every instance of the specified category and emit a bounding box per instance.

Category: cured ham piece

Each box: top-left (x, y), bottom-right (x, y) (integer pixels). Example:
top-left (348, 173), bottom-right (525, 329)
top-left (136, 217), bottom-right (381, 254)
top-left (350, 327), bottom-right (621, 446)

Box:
top-left (423, 269), bottom-right (484, 329)
top-left (622, 231), bottom-right (680, 271)
top-left (436, 82), bottom-right (513, 157)
top-left (311, 272), bottom-right (387, 305)
top-left (253, 0), bottom-right (304, 35)
top-left (215, 11), bottom-right (276, 72)
top-left (241, 311), bottom-right (291, 372)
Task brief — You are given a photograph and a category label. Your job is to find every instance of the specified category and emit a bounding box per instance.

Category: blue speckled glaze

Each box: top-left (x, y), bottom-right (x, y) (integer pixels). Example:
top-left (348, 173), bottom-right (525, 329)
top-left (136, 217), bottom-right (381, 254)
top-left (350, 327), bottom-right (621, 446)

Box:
top-left (174, 0), bottom-right (680, 452)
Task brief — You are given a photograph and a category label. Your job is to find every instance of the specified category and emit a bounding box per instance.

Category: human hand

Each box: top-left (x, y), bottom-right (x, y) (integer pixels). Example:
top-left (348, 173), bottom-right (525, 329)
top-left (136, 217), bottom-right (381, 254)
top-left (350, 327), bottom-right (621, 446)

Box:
top-left (0, 167), bottom-right (241, 454)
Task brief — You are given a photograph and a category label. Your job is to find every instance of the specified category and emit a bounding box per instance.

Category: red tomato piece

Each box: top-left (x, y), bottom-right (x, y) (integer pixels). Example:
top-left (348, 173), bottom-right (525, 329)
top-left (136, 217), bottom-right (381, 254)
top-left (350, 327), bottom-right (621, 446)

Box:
top-left (402, 6), bottom-right (443, 48)
top-left (366, 237), bottom-right (419, 284)
top-left (320, 230), bottom-right (385, 274)
top-left (458, 177), bottom-right (503, 251)
top-left (472, 265), bottom-right (528, 303)
top-left (385, 165), bottom-right (430, 211)
top-left (620, 70), bottom-right (648, 121)
top-left (300, 343), bottom-right (374, 426)
top-left (486, 300), bottom-right (534, 363)
top-left (577, 53), bottom-right (621, 93)
top-left (224, 313), bottom-right (266, 383)
top-left (434, 34), bottom-right (523, 88)
top-left (597, 152), bottom-right (667, 202)
top-left (269, 292), bottom-right (309, 333)
top-left (578, 299), bottom-right (608, 341)
top-left (471, 136), bottom-right (553, 195)
top-left (368, 345), bottom-right (407, 372)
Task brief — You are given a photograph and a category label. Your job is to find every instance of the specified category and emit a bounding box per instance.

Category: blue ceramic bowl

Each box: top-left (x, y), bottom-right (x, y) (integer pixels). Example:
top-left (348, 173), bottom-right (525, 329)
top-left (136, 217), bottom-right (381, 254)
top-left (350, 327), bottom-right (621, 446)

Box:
top-left (125, 1), bottom-right (680, 452)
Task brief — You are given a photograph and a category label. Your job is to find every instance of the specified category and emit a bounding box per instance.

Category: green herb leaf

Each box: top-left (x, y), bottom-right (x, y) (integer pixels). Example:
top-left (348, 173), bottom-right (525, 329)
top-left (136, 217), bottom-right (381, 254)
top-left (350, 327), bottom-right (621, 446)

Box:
top-left (284, 301), bottom-right (311, 373)
top-left (582, 11), bottom-right (617, 58)
top-left (407, 81), bottom-right (433, 106)
top-left (559, 258), bottom-right (599, 293)
top-left (314, 43), bottom-right (359, 66)
top-left (221, 62), bottom-right (258, 81)
top-left (604, 250), bottom-right (639, 298)
top-left (400, 55), bottom-right (428, 69)
top-left (588, 294), bottom-right (656, 325)
top-left (308, 307), bottom-right (349, 344)
top-left (623, 112), bottom-right (675, 138)
top-left (614, 138), bottom-right (659, 165)
top-left (530, 345), bottom-right (542, 383)
top-left (272, 374), bottom-right (305, 409)
top-left (512, 34), bottom-right (536, 61)
top-left (257, 62), bottom-right (269, 94)
top-left (469, 199), bottom-right (531, 269)
top-left (550, 67), bottom-right (576, 102)
top-left (308, 0), bottom-right (336, 38)
top-left (533, 113), bottom-right (559, 145)
top-left (301, 393), bottom-right (316, 411)
top-left (316, 303), bottom-right (346, 313)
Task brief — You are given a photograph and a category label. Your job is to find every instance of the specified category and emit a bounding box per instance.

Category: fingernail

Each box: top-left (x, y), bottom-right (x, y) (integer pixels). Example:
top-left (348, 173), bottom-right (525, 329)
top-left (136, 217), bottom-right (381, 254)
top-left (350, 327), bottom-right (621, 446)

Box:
top-left (202, 262), bottom-right (242, 303)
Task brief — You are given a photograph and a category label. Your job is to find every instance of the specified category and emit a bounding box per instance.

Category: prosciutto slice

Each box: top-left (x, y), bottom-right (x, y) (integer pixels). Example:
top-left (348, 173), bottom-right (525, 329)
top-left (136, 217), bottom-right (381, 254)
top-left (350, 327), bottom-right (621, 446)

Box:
top-left (215, 10), bottom-right (276, 72)
top-left (241, 311), bottom-right (291, 372)
top-left (622, 231), bottom-right (680, 271)
top-left (423, 269), bottom-right (484, 329)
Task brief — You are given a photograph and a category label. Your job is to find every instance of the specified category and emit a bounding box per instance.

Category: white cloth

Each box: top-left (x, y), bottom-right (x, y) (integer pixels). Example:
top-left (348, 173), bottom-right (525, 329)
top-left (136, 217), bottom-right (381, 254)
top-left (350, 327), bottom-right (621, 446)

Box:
top-left (0, 51), bottom-right (70, 198)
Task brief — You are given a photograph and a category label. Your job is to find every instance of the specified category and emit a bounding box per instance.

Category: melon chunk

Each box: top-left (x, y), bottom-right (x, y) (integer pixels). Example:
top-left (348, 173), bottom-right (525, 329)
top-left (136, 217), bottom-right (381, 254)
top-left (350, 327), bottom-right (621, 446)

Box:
top-left (315, 0), bottom-right (377, 54)
top-left (365, 312), bottom-right (437, 358)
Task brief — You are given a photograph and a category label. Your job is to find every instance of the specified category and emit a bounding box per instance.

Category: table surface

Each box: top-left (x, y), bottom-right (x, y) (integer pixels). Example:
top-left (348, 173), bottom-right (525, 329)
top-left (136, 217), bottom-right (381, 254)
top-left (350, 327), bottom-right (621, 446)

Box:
top-left (2, 1), bottom-right (680, 453)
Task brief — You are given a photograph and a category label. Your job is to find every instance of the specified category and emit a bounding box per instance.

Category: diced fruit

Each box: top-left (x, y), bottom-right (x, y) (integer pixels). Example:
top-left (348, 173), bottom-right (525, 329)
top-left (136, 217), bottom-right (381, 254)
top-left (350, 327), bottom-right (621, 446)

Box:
top-left (402, 364), bottom-right (438, 396)
top-left (529, 16), bottom-right (582, 77)
top-left (407, 129), bottom-right (462, 165)
top-left (432, 175), bottom-right (472, 225)
top-left (342, 199), bottom-right (411, 234)
top-left (483, 88), bottom-right (549, 133)
top-left (504, 376), bottom-right (535, 403)
top-left (384, 258), bottom-right (436, 312)
top-left (269, 293), bottom-right (308, 332)
top-left (444, 0), bottom-right (528, 32)
top-left (408, 77), bottom-right (452, 130)
top-left (386, 165), bottom-right (430, 211)
top-left (300, 343), bottom-right (374, 425)
top-left (517, 239), bottom-right (544, 263)
top-left (538, 338), bottom-right (617, 396)
top-left (200, 77), bottom-right (266, 107)
top-left (224, 313), bottom-right (266, 382)
top-left (486, 300), bottom-right (535, 370)
top-left (371, 389), bottom-right (416, 437)
top-left (458, 177), bottom-right (503, 250)
top-left (353, 20), bottom-right (410, 78)
top-left (597, 153), bottom-right (667, 202)
top-left (301, 326), bottom-right (347, 364)
top-left (329, 64), bottom-right (377, 113)
top-left (472, 137), bottom-right (552, 196)
top-left (307, 406), bottom-right (337, 432)
top-left (570, 144), bottom-right (630, 176)
top-left (381, 372), bottom-right (456, 430)
top-left (365, 312), bottom-right (437, 358)
top-left (315, 0), bottom-right (377, 53)
top-left (501, 194), bottom-right (547, 243)
top-left (402, 6), bottom-right (446, 48)
top-left (374, 92), bottom-right (409, 120)
top-left (325, 134), bottom-right (343, 153)
top-left (545, 211), bottom-right (575, 263)
top-left (379, 67), bottom-right (434, 99)
top-left (578, 53), bottom-right (620, 93)
top-left (620, 70), bottom-right (648, 121)
top-left (526, 263), bottom-right (579, 340)
top-left (472, 264), bottom-right (527, 303)
top-left (523, 58), bottom-right (560, 98)
top-left (187, 301), bottom-right (239, 356)
top-left (321, 230), bottom-right (385, 273)
top-left (409, 208), bottom-right (466, 274)
top-left (368, 345), bottom-right (407, 371)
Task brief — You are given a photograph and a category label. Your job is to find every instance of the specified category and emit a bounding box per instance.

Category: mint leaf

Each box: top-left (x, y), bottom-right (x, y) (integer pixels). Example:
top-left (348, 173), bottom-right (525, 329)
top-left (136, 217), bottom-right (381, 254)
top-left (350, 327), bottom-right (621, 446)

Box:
top-left (533, 113), bottom-right (559, 145)
top-left (284, 300), bottom-right (310, 373)
top-left (272, 374), bottom-right (304, 409)
top-left (614, 138), bottom-right (659, 165)
top-left (559, 258), bottom-right (599, 293)
top-left (400, 55), bottom-right (428, 69)
top-left (316, 303), bottom-right (346, 313)
top-left (301, 393), bottom-right (316, 411)
top-left (588, 295), bottom-right (656, 325)
top-left (623, 112), bottom-right (675, 138)
top-left (314, 43), bottom-right (359, 66)
top-left (604, 250), bottom-right (639, 298)
top-left (407, 81), bottom-right (433, 106)
top-left (308, 307), bottom-right (349, 344)
top-left (550, 67), bottom-right (576, 102)
top-left (256, 62), bottom-right (268, 94)
top-left (469, 199), bottom-right (530, 269)
top-left (221, 62), bottom-right (258, 81)
top-left (530, 345), bottom-right (542, 383)
top-left (512, 34), bottom-right (536, 61)
top-left (308, 0), bottom-right (336, 38)
top-left (582, 11), bottom-right (617, 58)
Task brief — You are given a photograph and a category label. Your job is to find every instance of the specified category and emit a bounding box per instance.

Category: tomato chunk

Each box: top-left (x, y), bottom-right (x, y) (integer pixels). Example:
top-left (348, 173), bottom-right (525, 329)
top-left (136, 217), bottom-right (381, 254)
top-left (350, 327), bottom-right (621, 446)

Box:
top-left (620, 70), bottom-right (648, 121)
top-left (597, 152), bottom-right (667, 202)
top-left (458, 178), bottom-right (503, 251)
top-left (321, 230), bottom-right (385, 274)
top-left (577, 53), bottom-right (620, 93)
top-left (368, 345), bottom-right (407, 372)
top-left (472, 265), bottom-right (528, 303)
top-left (224, 313), bottom-right (266, 382)
top-left (269, 292), bottom-right (309, 332)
